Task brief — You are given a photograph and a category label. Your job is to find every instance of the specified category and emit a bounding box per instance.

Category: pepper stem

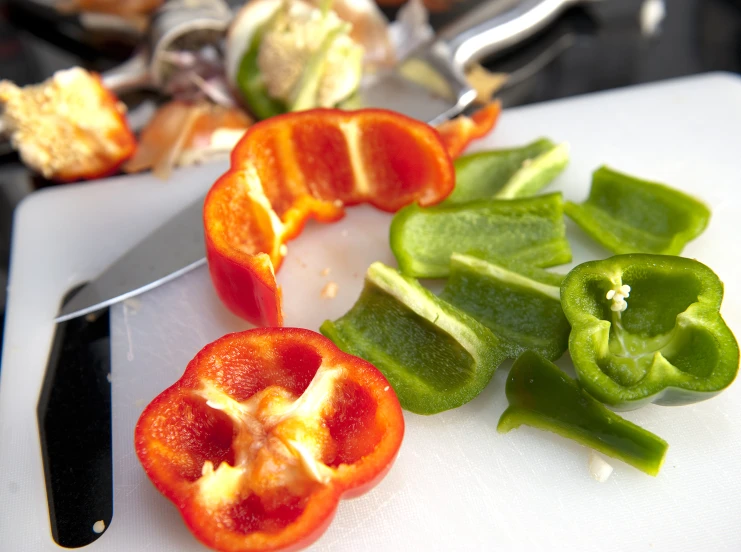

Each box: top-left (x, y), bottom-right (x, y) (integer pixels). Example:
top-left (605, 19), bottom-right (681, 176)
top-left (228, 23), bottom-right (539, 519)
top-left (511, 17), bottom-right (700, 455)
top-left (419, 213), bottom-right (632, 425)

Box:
top-left (607, 283), bottom-right (631, 356)
top-left (611, 312), bottom-right (629, 356)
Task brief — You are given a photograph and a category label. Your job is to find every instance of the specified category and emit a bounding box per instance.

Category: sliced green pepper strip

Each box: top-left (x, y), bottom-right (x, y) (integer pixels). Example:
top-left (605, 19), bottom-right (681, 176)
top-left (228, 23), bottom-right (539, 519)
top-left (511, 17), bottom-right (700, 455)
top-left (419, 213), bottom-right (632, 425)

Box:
top-left (442, 254), bottom-right (570, 361)
top-left (561, 254), bottom-right (740, 409)
top-left (498, 351), bottom-right (669, 476)
top-left (390, 192), bottom-right (572, 278)
top-left (236, 28), bottom-right (287, 120)
top-left (564, 166), bottom-right (711, 255)
top-left (445, 139), bottom-right (568, 205)
top-left (320, 262), bottom-right (506, 415)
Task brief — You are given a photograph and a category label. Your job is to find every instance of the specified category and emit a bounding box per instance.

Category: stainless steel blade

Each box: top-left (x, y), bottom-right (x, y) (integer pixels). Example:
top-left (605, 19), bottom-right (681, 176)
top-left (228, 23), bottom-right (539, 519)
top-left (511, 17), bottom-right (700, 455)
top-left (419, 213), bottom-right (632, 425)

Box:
top-left (55, 196), bottom-right (206, 323)
top-left (357, 69), bottom-right (474, 126)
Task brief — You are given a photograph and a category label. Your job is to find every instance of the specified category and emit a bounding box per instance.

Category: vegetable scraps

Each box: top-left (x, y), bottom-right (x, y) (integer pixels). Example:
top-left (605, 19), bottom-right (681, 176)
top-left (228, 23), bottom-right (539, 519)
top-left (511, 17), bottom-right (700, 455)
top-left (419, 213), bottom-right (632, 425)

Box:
top-left (227, 0), bottom-right (368, 118)
top-left (0, 67), bottom-right (136, 182)
top-left (123, 100), bottom-right (254, 179)
top-left (135, 328), bottom-right (404, 552)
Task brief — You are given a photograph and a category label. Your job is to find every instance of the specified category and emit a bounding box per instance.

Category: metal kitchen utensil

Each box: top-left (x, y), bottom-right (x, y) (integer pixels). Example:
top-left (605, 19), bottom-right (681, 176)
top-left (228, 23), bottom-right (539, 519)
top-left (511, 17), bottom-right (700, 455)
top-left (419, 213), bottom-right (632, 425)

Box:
top-left (100, 0), bottom-right (232, 94)
top-left (359, 0), bottom-right (585, 125)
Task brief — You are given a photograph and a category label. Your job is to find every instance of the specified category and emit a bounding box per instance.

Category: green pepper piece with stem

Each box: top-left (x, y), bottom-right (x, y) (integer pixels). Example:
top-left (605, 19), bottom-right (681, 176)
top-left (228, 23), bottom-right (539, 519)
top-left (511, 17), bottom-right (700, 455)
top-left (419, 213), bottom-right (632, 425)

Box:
top-left (441, 254), bottom-right (570, 361)
top-left (565, 166), bottom-right (711, 255)
top-left (561, 254), bottom-right (739, 409)
top-left (390, 192), bottom-right (572, 279)
top-left (320, 262), bottom-right (507, 415)
top-left (446, 139), bottom-right (569, 205)
top-left (498, 351), bottom-right (669, 476)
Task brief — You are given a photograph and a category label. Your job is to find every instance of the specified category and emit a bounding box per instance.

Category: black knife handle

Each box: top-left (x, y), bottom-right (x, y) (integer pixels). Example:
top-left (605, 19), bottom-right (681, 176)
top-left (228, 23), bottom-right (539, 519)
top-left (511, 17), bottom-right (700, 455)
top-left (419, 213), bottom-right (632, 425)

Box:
top-left (37, 287), bottom-right (113, 548)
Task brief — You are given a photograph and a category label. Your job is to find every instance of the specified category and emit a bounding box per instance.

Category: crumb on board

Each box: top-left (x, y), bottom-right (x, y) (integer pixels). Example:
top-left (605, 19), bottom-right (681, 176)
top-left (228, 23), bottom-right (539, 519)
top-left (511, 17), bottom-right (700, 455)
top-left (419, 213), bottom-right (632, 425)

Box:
top-left (321, 282), bottom-right (339, 299)
top-left (588, 450), bottom-right (613, 483)
top-left (321, 268), bottom-right (331, 277)
top-left (123, 297), bottom-right (141, 312)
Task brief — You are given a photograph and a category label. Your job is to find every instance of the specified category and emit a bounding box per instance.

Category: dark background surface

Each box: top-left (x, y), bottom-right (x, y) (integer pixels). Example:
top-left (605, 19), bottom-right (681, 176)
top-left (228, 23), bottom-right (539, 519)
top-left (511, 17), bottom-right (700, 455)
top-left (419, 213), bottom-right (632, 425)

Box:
top-left (2, 0), bottom-right (741, 354)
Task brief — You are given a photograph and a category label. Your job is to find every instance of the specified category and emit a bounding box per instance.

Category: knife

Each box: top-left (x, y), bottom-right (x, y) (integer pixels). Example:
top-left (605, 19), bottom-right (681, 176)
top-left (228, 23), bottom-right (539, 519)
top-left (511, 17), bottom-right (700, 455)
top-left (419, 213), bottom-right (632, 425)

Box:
top-left (55, 0), bottom-right (584, 323)
top-left (55, 196), bottom-right (206, 322)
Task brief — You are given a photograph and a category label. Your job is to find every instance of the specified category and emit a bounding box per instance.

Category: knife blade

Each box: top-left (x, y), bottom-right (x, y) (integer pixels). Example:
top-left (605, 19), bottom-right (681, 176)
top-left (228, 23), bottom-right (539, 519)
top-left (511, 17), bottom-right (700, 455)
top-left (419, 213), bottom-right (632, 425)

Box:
top-left (358, 0), bottom-right (582, 124)
top-left (54, 0), bottom-right (585, 322)
top-left (55, 196), bottom-right (206, 323)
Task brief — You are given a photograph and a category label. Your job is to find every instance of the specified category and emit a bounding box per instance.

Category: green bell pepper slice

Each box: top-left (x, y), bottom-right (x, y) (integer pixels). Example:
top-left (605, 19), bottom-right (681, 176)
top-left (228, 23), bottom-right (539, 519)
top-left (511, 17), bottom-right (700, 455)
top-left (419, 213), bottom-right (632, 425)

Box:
top-left (236, 27), bottom-right (287, 120)
top-left (561, 254), bottom-right (740, 409)
top-left (445, 139), bottom-right (569, 205)
top-left (498, 351), bottom-right (668, 476)
top-left (320, 262), bottom-right (507, 415)
top-left (390, 192), bottom-right (572, 279)
top-left (441, 254), bottom-right (570, 361)
top-left (565, 166), bottom-right (711, 255)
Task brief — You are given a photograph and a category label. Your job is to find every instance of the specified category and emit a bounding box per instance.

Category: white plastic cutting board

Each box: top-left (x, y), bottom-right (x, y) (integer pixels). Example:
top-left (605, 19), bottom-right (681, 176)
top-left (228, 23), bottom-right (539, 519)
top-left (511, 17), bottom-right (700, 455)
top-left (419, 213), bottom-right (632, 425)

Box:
top-left (2, 73), bottom-right (741, 551)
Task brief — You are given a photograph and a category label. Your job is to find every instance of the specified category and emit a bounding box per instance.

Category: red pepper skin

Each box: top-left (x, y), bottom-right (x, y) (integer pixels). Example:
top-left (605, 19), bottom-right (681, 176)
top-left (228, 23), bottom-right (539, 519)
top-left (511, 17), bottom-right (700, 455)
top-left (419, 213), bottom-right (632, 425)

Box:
top-left (204, 108), bottom-right (455, 327)
top-left (135, 328), bottom-right (404, 552)
top-left (57, 73), bottom-right (137, 182)
top-left (436, 101), bottom-right (502, 159)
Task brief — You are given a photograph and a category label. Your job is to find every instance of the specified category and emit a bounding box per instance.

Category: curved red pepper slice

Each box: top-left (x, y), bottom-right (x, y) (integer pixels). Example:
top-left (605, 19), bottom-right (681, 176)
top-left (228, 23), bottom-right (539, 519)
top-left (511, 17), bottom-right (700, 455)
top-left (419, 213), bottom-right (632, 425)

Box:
top-left (135, 328), bottom-right (404, 552)
top-left (204, 108), bottom-right (455, 327)
top-left (436, 101), bottom-right (502, 159)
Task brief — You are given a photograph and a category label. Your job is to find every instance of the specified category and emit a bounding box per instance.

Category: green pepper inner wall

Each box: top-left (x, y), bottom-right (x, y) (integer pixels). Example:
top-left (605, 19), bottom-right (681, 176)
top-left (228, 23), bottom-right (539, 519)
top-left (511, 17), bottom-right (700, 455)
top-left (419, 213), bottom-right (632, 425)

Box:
top-left (338, 284), bottom-right (476, 391)
top-left (587, 269), bottom-right (704, 387)
top-left (619, 268), bottom-right (702, 336)
top-left (589, 171), bottom-right (693, 236)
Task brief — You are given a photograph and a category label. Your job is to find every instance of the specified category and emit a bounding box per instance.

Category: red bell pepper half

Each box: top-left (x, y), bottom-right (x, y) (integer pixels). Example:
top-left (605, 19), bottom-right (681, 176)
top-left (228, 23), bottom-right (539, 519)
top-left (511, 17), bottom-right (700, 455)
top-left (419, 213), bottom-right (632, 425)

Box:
top-left (204, 108), bottom-right (455, 327)
top-left (436, 101), bottom-right (502, 159)
top-left (135, 328), bottom-right (405, 552)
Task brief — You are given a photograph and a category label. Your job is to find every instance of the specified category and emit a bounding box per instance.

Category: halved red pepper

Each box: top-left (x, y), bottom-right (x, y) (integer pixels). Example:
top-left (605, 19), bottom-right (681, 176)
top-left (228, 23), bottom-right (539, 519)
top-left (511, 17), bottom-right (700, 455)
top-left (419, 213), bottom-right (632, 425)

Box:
top-left (204, 108), bottom-right (455, 327)
top-left (436, 101), bottom-right (502, 159)
top-left (135, 328), bottom-right (404, 552)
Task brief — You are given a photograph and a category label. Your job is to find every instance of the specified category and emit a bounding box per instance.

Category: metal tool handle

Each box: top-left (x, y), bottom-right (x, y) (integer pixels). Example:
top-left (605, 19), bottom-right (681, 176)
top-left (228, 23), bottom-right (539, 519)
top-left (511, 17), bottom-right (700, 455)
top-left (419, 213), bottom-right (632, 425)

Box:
top-left (438, 0), bottom-right (578, 68)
